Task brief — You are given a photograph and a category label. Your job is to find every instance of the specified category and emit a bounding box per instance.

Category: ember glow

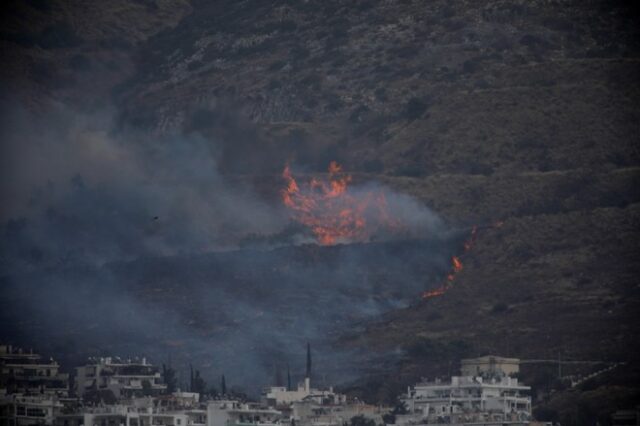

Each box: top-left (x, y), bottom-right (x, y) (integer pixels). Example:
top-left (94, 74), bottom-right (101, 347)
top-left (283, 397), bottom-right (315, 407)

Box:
top-left (281, 162), bottom-right (401, 245)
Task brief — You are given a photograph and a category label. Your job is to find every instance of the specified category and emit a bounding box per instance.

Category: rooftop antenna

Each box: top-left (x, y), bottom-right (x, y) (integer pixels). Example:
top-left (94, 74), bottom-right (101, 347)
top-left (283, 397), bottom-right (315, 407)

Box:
top-left (287, 364), bottom-right (292, 391)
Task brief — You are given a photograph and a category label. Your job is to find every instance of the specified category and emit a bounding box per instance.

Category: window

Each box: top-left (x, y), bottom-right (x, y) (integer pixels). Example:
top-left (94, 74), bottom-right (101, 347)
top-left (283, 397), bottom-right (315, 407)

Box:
top-left (26, 408), bottom-right (46, 417)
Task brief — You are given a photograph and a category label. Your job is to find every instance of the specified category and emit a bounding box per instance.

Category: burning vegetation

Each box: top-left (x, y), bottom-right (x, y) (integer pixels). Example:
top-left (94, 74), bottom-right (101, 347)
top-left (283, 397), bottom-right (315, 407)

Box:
top-left (420, 233), bottom-right (472, 301)
top-left (281, 161), bottom-right (484, 300)
top-left (422, 222), bottom-right (505, 300)
top-left (281, 162), bottom-right (402, 245)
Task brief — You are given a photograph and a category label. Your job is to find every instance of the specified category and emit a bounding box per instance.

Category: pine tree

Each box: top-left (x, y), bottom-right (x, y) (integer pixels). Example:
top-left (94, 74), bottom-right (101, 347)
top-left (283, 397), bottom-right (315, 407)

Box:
top-left (162, 364), bottom-right (177, 394)
top-left (306, 343), bottom-right (312, 378)
top-left (189, 364), bottom-right (194, 392)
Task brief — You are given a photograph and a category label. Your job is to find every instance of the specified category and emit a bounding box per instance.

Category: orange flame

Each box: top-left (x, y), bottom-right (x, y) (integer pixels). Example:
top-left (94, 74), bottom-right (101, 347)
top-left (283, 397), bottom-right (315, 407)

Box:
top-left (282, 162), bottom-right (401, 245)
top-left (420, 286), bottom-right (447, 299)
top-left (421, 221), bottom-right (501, 300)
top-left (452, 256), bottom-right (463, 272)
top-left (463, 225), bottom-right (478, 252)
top-left (421, 254), bottom-right (464, 300)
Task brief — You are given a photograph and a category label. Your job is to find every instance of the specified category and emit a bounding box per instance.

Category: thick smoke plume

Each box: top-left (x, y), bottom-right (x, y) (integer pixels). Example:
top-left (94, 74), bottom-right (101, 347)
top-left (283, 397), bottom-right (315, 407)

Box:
top-left (0, 100), bottom-right (457, 392)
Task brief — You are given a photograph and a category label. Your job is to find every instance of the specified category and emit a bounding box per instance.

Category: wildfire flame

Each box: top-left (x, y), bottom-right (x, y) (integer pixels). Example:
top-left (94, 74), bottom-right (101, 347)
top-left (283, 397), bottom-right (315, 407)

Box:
top-left (463, 225), bottom-right (478, 251)
top-left (281, 162), bottom-right (401, 245)
top-left (421, 223), bottom-right (500, 300)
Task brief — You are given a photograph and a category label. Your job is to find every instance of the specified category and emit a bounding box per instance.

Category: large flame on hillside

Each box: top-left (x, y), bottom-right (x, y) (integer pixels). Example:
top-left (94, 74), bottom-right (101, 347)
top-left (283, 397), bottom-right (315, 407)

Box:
top-left (281, 162), bottom-right (401, 245)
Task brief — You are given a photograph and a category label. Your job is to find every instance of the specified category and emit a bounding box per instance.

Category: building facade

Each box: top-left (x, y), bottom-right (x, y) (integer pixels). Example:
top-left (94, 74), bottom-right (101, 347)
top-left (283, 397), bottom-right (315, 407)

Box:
top-left (460, 356), bottom-right (520, 378)
top-left (207, 400), bottom-right (282, 426)
top-left (0, 345), bottom-right (69, 398)
top-left (400, 375), bottom-right (531, 423)
top-left (75, 357), bottom-right (166, 400)
top-left (0, 394), bottom-right (64, 426)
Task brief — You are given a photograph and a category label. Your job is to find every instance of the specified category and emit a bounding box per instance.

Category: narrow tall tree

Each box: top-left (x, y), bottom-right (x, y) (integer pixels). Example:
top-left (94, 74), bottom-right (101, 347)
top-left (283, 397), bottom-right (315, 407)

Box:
top-left (306, 343), bottom-right (312, 379)
top-left (162, 364), bottom-right (177, 394)
top-left (189, 364), bottom-right (194, 392)
top-left (275, 363), bottom-right (283, 387)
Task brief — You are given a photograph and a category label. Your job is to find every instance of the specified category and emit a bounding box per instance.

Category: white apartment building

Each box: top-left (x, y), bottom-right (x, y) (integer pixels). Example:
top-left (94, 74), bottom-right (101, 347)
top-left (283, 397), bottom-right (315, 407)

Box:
top-left (0, 345), bottom-right (69, 397)
top-left (75, 357), bottom-right (166, 399)
top-left (0, 393), bottom-right (64, 426)
top-left (54, 393), bottom-right (206, 426)
top-left (207, 400), bottom-right (282, 426)
top-left (262, 378), bottom-right (346, 407)
top-left (290, 400), bottom-right (386, 426)
top-left (262, 375), bottom-right (384, 426)
top-left (460, 356), bottom-right (520, 378)
top-left (399, 375), bottom-right (531, 424)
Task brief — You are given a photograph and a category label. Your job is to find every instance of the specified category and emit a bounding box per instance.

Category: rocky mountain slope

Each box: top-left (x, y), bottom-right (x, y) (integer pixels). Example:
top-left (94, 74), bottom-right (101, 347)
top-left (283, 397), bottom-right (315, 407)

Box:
top-left (2, 0), bottom-right (639, 423)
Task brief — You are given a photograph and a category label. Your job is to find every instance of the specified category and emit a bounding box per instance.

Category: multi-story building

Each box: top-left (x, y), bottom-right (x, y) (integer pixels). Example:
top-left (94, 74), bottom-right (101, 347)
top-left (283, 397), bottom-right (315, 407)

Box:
top-left (262, 373), bottom-right (383, 426)
top-left (55, 393), bottom-right (206, 426)
top-left (460, 356), bottom-right (520, 378)
top-left (0, 393), bottom-right (64, 426)
top-left (207, 400), bottom-right (282, 426)
top-left (0, 345), bottom-right (69, 397)
top-left (398, 356), bottom-right (532, 425)
top-left (290, 400), bottom-right (386, 426)
top-left (262, 378), bottom-right (346, 407)
top-left (75, 357), bottom-right (167, 400)
top-left (54, 404), bottom-right (139, 426)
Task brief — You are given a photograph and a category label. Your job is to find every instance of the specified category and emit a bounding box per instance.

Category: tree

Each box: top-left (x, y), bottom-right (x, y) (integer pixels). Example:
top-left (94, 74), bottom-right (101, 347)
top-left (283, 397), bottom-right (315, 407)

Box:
top-left (193, 370), bottom-right (207, 396)
top-left (306, 343), bottom-right (312, 378)
top-left (381, 400), bottom-right (409, 425)
top-left (162, 364), bottom-right (177, 394)
top-left (349, 415), bottom-right (376, 426)
top-left (392, 401), bottom-right (408, 415)
top-left (190, 364), bottom-right (194, 392)
top-left (141, 379), bottom-right (152, 396)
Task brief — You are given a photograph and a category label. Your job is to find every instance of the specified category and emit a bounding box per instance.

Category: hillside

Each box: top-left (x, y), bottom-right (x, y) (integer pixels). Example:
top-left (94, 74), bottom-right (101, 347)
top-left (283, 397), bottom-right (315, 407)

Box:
top-left (1, 0), bottom-right (639, 424)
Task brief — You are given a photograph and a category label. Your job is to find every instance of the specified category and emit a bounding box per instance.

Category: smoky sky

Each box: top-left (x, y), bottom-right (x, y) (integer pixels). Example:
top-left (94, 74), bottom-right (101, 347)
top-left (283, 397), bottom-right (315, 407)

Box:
top-left (0, 101), bottom-right (291, 262)
top-left (0, 99), bottom-right (459, 392)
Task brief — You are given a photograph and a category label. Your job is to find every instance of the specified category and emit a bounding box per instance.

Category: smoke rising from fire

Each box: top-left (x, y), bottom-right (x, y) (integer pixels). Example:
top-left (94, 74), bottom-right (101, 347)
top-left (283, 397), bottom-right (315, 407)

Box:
top-left (0, 100), bottom-right (459, 392)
